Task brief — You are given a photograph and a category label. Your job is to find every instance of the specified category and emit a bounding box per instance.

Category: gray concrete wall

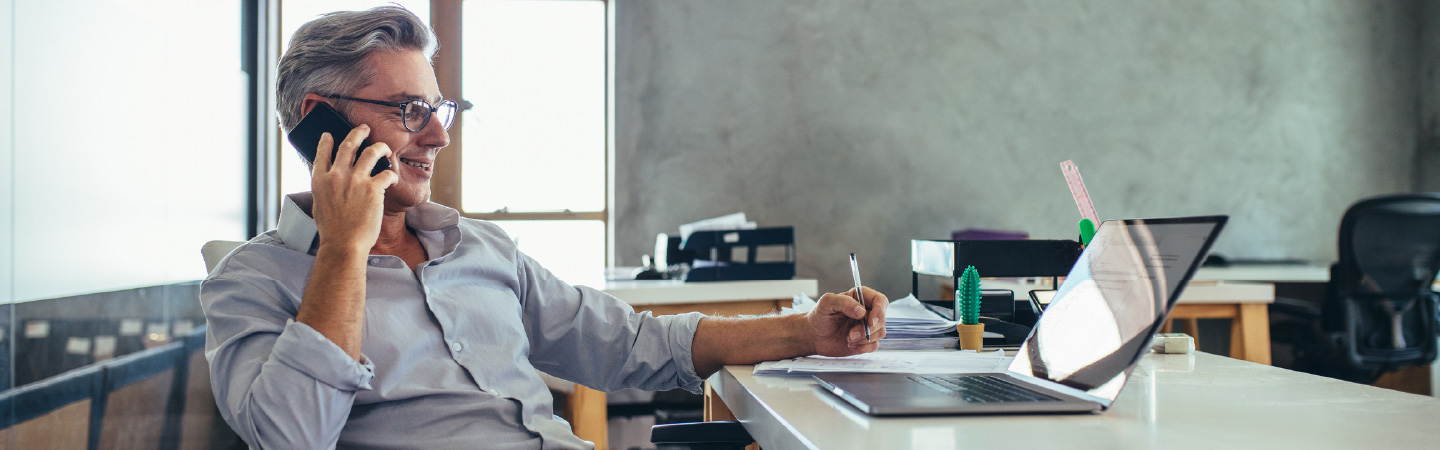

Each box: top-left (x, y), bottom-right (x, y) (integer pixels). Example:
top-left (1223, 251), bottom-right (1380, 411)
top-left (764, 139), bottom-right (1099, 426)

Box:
top-left (615, 0), bottom-right (1424, 298)
top-left (1421, 0), bottom-right (1440, 191)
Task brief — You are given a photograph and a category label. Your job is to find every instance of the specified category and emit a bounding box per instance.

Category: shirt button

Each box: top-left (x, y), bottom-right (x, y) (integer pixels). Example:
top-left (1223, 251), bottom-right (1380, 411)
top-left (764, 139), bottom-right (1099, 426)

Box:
top-left (450, 341), bottom-right (463, 352)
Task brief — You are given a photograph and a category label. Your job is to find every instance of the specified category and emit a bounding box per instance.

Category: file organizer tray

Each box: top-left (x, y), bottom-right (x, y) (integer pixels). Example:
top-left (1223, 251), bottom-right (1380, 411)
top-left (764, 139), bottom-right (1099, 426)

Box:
top-left (684, 227), bottom-right (796, 282)
top-left (911, 239), bottom-right (1082, 344)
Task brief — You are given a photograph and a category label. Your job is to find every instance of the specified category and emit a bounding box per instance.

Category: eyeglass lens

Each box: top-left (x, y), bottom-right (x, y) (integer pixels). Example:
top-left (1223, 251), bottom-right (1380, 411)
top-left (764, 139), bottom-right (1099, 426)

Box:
top-left (402, 100), bottom-right (459, 132)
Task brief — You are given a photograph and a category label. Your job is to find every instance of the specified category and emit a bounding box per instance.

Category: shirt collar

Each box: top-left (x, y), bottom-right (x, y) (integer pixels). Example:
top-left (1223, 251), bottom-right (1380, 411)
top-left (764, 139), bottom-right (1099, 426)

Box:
top-left (275, 192), bottom-right (462, 256)
top-left (276, 193), bottom-right (320, 254)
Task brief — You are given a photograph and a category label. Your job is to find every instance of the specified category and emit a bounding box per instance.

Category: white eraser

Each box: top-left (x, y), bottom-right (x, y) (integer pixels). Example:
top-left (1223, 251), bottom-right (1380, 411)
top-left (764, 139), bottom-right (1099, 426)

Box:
top-left (1152, 333), bottom-right (1195, 354)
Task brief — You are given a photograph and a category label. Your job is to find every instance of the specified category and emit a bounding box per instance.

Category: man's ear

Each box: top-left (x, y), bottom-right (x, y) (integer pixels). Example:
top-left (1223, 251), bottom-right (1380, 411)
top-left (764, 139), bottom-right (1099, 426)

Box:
top-left (299, 93), bottom-right (330, 117)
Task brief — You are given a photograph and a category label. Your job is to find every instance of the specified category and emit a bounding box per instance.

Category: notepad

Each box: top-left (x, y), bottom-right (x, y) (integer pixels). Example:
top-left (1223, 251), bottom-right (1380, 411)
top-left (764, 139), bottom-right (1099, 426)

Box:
top-left (754, 350), bottom-right (1010, 375)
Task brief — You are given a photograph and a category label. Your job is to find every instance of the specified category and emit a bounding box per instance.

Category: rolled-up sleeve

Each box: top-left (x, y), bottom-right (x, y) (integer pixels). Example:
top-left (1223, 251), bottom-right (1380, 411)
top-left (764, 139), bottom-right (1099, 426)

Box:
top-left (201, 275), bottom-right (374, 449)
top-left (516, 253), bottom-right (708, 394)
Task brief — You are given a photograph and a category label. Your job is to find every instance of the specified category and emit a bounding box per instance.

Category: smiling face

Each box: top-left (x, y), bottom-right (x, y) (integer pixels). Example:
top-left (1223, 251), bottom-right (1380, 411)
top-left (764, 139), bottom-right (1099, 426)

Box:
top-left (336, 49), bottom-right (451, 214)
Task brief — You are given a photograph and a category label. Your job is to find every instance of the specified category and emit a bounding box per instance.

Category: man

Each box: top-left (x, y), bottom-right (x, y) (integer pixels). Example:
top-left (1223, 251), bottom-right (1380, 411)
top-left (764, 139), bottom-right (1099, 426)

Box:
top-left (201, 6), bottom-right (887, 449)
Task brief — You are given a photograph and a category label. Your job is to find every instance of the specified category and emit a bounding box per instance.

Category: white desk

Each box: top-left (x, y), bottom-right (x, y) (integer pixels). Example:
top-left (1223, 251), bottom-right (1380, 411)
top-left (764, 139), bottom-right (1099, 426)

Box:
top-left (709, 352), bottom-right (1440, 449)
top-left (565, 278), bottom-right (818, 449)
top-left (1193, 263), bottom-right (1331, 283)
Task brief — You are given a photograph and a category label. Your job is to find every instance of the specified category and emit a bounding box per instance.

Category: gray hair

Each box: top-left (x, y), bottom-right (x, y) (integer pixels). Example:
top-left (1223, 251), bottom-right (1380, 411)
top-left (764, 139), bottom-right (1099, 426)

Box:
top-left (276, 5), bottom-right (436, 132)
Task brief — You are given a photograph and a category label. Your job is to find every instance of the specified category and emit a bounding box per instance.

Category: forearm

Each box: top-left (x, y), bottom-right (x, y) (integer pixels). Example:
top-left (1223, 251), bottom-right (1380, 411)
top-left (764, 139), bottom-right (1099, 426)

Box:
top-left (203, 276), bottom-right (374, 450)
top-left (691, 314), bottom-right (815, 378)
top-left (295, 243), bottom-right (369, 360)
top-left (226, 340), bottom-right (362, 449)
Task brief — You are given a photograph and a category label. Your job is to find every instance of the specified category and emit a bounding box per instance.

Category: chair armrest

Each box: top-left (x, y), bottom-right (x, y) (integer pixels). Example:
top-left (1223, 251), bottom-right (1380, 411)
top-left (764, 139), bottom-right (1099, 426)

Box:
top-left (651, 421), bottom-right (752, 447)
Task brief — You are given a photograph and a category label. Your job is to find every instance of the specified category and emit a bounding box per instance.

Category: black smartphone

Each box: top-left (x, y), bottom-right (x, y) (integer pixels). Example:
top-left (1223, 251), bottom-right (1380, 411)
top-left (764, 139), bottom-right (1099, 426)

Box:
top-left (286, 102), bottom-right (392, 176)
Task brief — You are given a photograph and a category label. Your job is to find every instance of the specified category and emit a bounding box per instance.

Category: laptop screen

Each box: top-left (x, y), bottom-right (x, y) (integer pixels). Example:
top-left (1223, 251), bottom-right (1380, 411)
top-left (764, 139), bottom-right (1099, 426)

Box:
top-left (1006, 216), bottom-right (1226, 402)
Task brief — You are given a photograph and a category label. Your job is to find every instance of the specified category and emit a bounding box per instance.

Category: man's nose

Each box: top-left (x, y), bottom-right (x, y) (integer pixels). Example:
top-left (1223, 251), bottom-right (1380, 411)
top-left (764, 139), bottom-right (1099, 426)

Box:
top-left (418, 115), bottom-right (451, 149)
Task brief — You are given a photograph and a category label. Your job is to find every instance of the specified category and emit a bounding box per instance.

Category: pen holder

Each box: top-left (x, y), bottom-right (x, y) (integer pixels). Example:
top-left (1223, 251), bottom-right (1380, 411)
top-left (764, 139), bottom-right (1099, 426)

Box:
top-left (957, 323), bottom-right (985, 350)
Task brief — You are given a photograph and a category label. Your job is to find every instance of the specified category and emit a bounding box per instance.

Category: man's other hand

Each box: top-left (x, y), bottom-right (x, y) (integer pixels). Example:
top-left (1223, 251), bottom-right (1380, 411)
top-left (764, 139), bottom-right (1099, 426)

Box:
top-left (807, 287), bottom-right (888, 357)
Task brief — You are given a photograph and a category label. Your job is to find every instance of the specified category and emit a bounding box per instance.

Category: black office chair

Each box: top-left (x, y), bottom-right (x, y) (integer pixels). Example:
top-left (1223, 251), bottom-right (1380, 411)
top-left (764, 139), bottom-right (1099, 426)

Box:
top-left (1273, 193), bottom-right (1440, 384)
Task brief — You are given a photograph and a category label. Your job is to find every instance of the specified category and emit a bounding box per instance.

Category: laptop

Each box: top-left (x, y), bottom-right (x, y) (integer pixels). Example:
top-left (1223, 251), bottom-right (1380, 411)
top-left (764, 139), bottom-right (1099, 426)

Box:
top-left (814, 215), bottom-right (1228, 415)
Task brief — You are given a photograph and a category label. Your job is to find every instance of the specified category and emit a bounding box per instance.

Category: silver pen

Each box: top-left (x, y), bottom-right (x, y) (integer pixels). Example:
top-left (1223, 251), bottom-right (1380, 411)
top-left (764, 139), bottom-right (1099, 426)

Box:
top-left (849, 253), bottom-right (870, 340)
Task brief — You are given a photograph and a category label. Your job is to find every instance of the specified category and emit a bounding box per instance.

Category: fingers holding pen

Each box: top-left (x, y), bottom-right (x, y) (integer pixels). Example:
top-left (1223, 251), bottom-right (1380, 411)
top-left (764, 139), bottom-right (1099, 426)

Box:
top-left (841, 287), bottom-right (887, 345)
top-left (862, 286), bottom-right (888, 338)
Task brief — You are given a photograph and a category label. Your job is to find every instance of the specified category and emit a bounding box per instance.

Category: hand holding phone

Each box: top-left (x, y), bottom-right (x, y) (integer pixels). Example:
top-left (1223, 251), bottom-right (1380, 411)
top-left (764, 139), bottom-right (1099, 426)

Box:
top-left (287, 102), bottom-right (392, 176)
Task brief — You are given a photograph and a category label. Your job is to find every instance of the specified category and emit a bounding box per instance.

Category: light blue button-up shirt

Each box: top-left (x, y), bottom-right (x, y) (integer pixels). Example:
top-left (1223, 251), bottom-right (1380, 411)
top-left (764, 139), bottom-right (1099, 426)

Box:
top-left (200, 193), bottom-right (705, 449)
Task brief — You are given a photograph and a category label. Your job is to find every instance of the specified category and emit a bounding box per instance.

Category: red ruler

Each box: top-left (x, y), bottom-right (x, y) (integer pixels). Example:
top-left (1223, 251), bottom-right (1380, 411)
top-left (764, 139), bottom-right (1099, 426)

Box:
top-left (1060, 160), bottom-right (1099, 224)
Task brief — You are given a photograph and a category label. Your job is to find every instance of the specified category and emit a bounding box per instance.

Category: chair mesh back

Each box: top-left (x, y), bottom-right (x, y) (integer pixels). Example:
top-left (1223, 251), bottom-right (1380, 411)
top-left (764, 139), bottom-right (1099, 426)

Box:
top-left (1345, 200), bottom-right (1440, 296)
top-left (1333, 194), bottom-right (1440, 368)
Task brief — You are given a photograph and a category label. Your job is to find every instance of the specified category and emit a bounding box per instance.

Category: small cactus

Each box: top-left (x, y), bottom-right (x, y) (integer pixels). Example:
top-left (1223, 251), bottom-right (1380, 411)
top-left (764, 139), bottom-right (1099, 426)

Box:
top-left (956, 266), bottom-right (982, 325)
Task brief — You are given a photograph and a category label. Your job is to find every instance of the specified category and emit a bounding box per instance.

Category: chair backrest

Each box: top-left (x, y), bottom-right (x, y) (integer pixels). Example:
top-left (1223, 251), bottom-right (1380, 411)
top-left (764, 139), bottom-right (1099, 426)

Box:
top-left (177, 326), bottom-right (216, 450)
top-left (1327, 193), bottom-right (1440, 369)
top-left (0, 364), bottom-right (104, 450)
top-left (97, 343), bottom-right (183, 450)
top-left (201, 241), bottom-right (245, 274)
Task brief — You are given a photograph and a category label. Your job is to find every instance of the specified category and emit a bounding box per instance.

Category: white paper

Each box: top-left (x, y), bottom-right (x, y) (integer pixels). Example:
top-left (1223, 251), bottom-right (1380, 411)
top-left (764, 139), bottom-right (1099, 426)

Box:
top-left (878, 337), bottom-right (959, 351)
top-left (24, 320), bottom-right (50, 338)
top-left (877, 294), bottom-right (961, 338)
top-left (119, 319), bottom-right (144, 336)
top-left (678, 212), bottom-right (756, 241)
top-left (755, 350), bottom-right (1010, 375)
top-left (146, 323), bottom-right (169, 339)
top-left (93, 335), bottom-right (118, 359)
top-left (173, 320), bottom-right (195, 337)
top-left (66, 337), bottom-right (93, 355)
top-left (784, 293), bottom-right (818, 314)
top-left (785, 293), bottom-right (1002, 339)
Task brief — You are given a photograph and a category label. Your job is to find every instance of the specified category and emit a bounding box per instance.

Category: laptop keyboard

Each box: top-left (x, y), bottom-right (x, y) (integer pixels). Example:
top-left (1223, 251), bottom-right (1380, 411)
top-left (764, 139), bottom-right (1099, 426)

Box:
top-left (907, 375), bottom-right (1062, 403)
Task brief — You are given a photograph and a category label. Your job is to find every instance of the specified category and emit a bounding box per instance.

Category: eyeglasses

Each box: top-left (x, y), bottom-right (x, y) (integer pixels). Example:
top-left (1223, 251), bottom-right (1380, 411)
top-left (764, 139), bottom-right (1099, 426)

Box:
top-left (327, 94), bottom-right (459, 132)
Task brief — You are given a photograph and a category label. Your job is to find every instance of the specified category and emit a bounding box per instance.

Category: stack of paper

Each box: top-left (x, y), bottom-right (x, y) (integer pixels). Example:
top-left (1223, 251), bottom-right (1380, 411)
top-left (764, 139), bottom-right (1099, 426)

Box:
top-left (878, 337), bottom-right (959, 351)
top-left (882, 294), bottom-right (959, 338)
top-left (789, 293), bottom-right (978, 336)
top-left (786, 293), bottom-right (997, 342)
top-left (754, 350), bottom-right (1010, 375)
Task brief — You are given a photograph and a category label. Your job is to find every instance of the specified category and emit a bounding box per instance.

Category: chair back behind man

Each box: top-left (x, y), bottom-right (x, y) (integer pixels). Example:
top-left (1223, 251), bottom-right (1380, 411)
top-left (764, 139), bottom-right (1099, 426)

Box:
top-left (96, 342), bottom-right (183, 450)
top-left (0, 363), bottom-right (105, 450)
top-left (177, 326), bottom-right (217, 450)
top-left (201, 240), bottom-right (245, 274)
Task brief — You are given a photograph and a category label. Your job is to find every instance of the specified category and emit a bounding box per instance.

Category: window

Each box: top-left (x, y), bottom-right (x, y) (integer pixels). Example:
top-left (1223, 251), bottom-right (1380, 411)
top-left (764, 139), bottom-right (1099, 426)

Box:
top-left (452, 0), bottom-right (610, 284)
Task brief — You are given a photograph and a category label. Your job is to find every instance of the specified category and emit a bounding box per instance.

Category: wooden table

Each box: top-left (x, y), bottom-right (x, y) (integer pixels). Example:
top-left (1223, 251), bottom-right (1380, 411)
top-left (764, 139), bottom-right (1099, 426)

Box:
top-left (707, 351), bottom-right (1440, 450)
top-left (565, 279), bottom-right (818, 449)
top-left (952, 279), bottom-right (1277, 365)
top-left (1164, 281), bottom-right (1275, 365)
